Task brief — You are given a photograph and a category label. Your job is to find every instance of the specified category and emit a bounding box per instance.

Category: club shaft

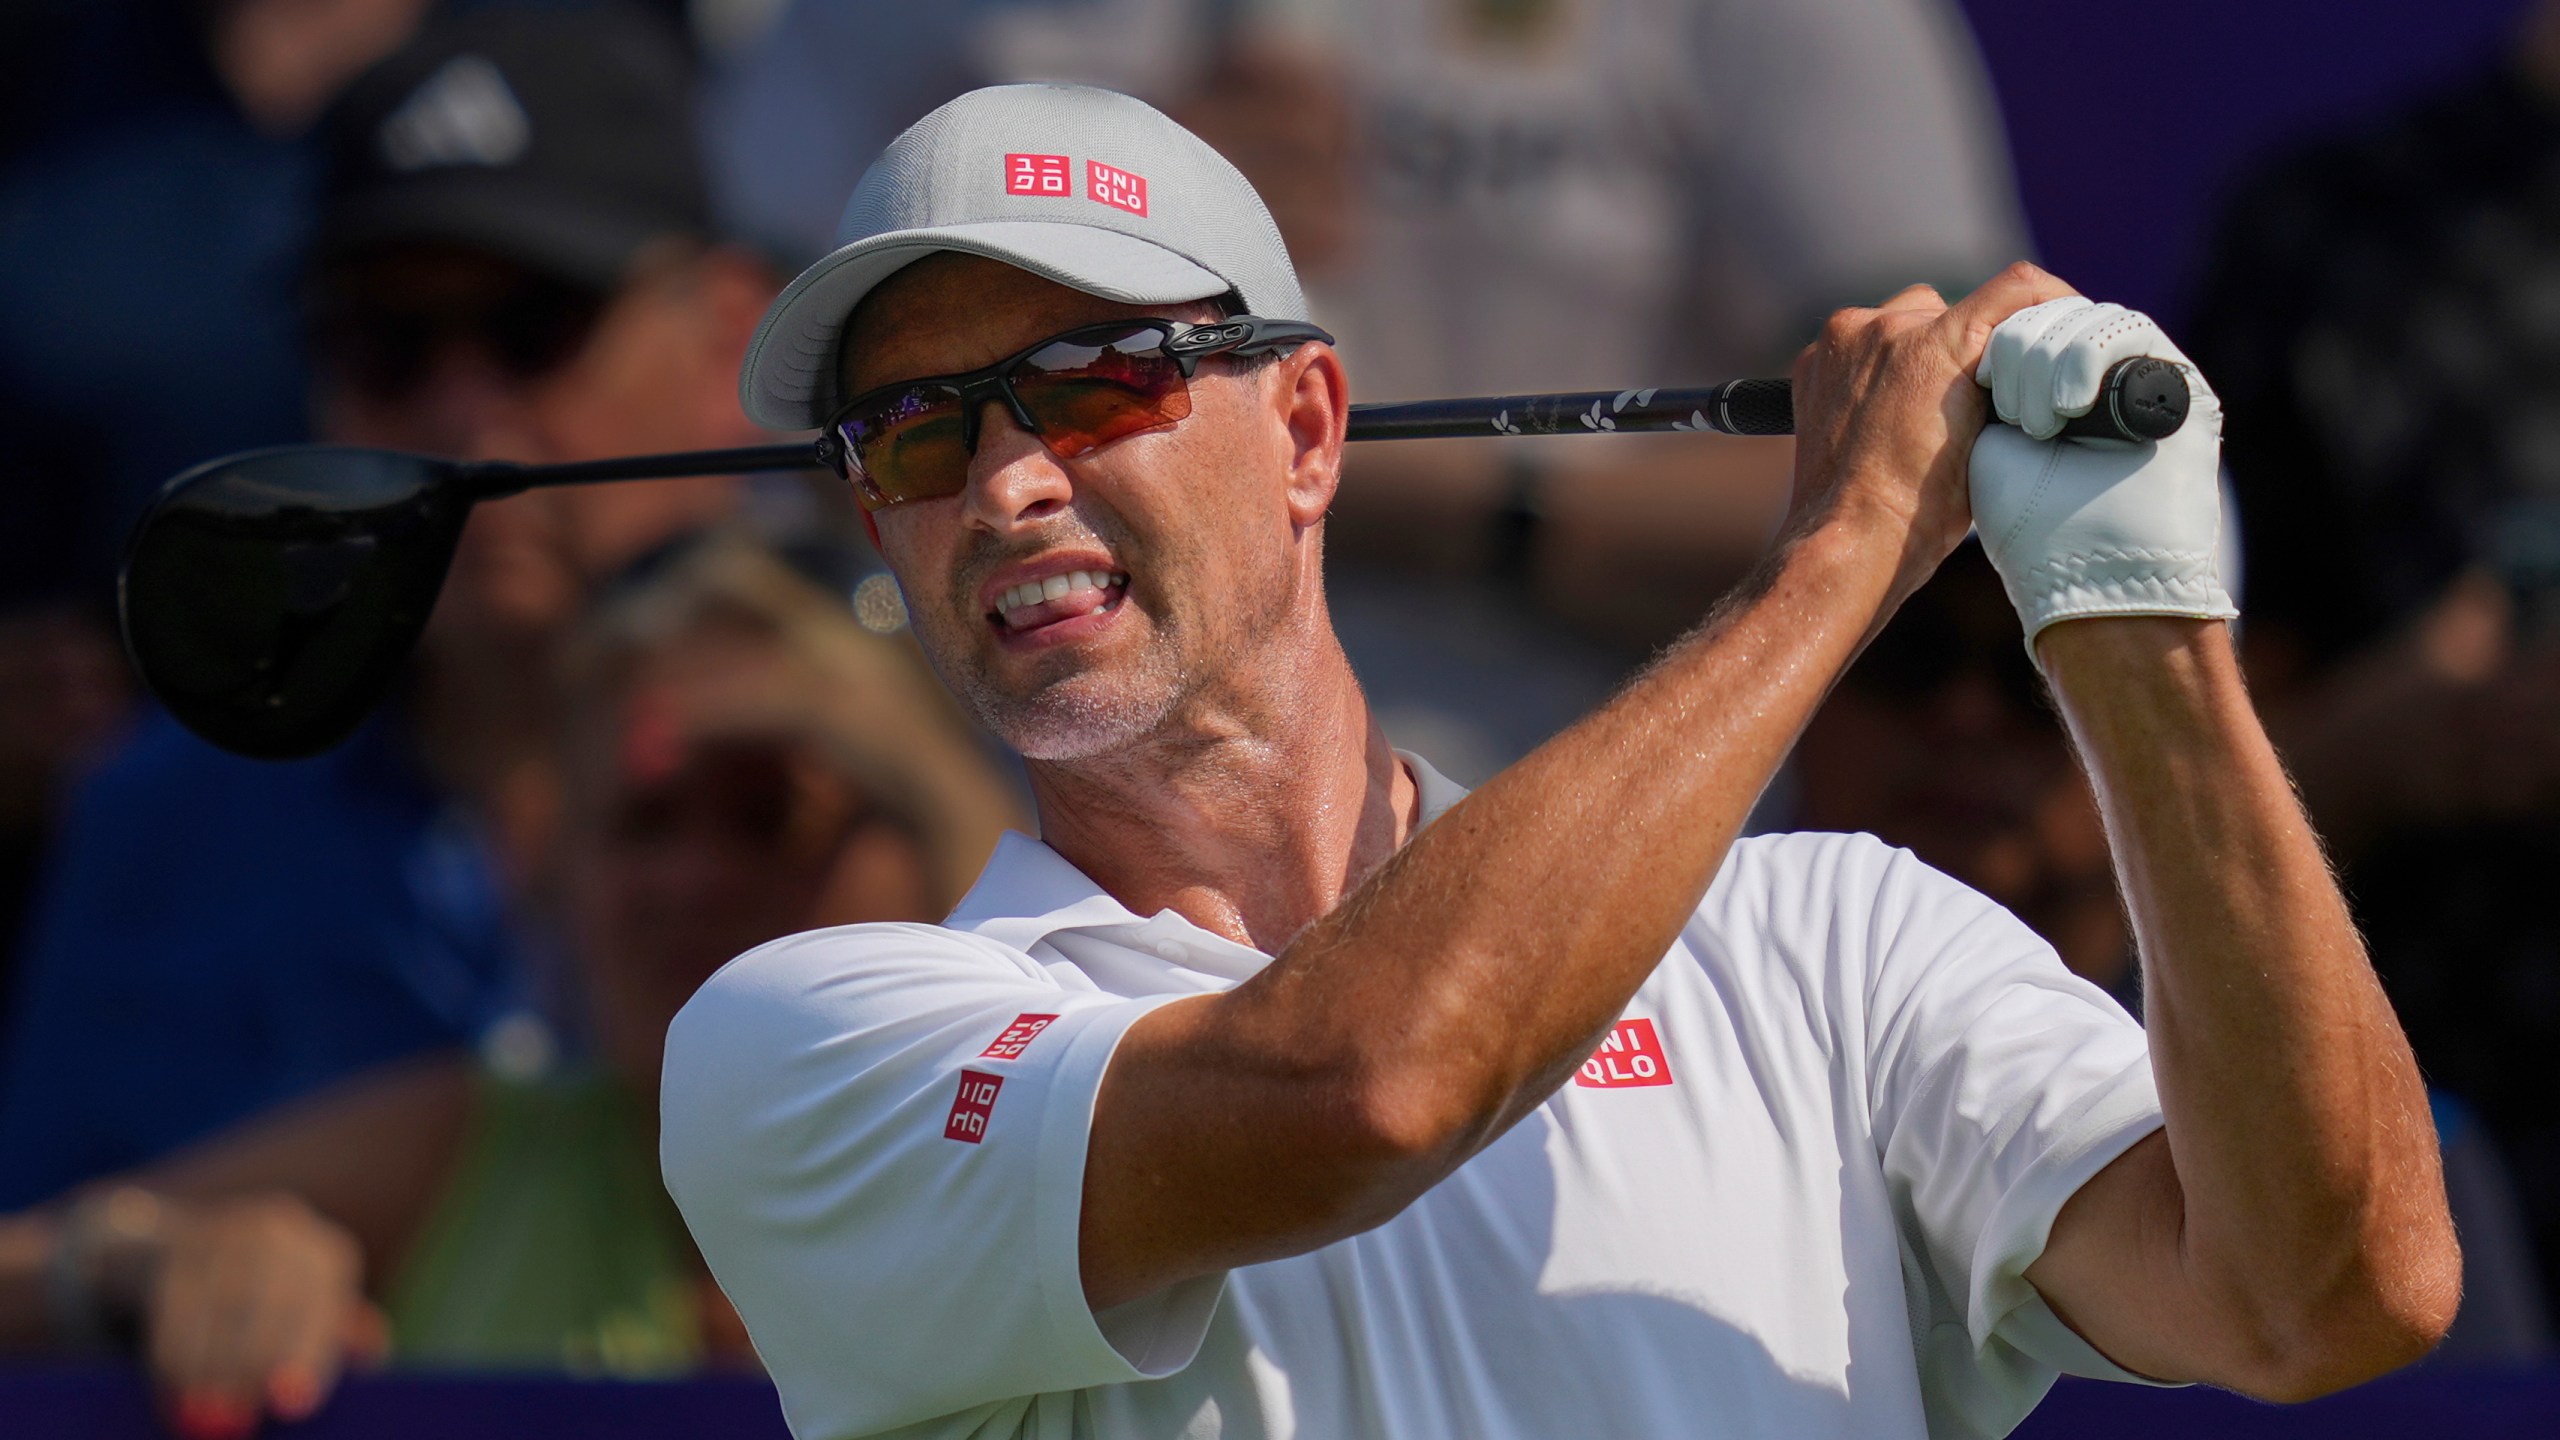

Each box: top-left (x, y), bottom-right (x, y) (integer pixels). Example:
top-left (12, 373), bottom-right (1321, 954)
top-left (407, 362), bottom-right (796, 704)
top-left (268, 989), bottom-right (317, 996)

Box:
top-left (1345, 383), bottom-right (1788, 442)
top-left (454, 361), bottom-right (2185, 492)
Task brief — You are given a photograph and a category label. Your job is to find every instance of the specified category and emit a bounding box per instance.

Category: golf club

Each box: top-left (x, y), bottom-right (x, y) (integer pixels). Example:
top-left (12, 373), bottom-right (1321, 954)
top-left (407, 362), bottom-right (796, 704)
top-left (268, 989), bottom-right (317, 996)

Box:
top-left (119, 358), bottom-right (2189, 761)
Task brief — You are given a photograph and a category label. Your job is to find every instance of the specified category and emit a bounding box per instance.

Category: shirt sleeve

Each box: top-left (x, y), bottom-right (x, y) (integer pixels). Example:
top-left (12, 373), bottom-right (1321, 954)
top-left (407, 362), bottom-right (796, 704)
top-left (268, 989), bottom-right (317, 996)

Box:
top-left (1838, 838), bottom-right (2172, 1433)
top-left (659, 923), bottom-right (1222, 1439)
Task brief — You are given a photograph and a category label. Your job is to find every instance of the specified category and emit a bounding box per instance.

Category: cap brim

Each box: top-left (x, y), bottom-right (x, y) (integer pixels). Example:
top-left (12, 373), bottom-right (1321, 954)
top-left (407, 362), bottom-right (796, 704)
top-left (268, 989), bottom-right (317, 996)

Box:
top-left (740, 221), bottom-right (1230, 431)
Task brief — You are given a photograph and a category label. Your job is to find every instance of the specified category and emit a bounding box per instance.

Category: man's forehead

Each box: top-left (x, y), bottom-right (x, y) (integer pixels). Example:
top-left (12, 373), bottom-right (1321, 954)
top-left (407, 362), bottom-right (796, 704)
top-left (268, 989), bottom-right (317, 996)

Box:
top-left (840, 252), bottom-right (1216, 395)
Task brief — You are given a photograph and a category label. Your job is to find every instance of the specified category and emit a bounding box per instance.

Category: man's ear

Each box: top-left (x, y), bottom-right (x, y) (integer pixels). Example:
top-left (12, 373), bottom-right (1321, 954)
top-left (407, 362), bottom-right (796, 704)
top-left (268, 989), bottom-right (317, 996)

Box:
top-left (1277, 343), bottom-right (1349, 530)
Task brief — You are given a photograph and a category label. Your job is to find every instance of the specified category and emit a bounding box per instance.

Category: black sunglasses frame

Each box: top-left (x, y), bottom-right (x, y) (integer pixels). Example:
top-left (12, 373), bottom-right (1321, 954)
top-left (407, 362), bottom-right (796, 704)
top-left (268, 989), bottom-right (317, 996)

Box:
top-left (813, 314), bottom-right (1336, 507)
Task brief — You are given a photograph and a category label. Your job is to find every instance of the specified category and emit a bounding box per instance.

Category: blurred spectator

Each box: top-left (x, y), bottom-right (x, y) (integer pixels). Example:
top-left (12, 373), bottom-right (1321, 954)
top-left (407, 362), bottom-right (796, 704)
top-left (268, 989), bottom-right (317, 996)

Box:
top-left (702, 0), bottom-right (2030, 777)
top-left (0, 3), bottom-right (776, 1205)
top-left (1796, 545), bottom-right (2557, 1360)
top-left (2185, 0), bottom-right (2560, 1310)
top-left (0, 536), bottom-right (1022, 1434)
top-left (0, 0), bottom-right (439, 1042)
top-left (1794, 545), bottom-right (2131, 998)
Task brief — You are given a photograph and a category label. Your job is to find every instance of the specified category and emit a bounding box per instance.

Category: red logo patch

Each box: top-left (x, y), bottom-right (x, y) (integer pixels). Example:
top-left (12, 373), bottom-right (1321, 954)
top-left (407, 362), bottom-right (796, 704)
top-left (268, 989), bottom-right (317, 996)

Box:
top-left (945, 1069), bottom-right (1004, 1143)
top-left (1087, 160), bottom-right (1148, 216)
top-left (1574, 1018), bottom-right (1674, 1089)
top-left (1004, 153), bottom-right (1071, 197)
top-left (979, 1013), bottom-right (1059, 1060)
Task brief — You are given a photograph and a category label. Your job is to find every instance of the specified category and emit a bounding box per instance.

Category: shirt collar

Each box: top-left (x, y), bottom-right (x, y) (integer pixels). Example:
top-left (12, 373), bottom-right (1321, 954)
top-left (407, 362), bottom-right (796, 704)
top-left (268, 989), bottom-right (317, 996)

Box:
top-left (944, 750), bottom-right (1468, 954)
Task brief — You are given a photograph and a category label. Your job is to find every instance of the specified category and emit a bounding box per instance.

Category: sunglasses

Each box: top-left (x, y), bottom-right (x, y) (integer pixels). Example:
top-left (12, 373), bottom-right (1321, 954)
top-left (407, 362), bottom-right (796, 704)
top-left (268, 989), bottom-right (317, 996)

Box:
top-left (815, 315), bottom-right (1334, 511)
top-left (308, 270), bottom-right (609, 403)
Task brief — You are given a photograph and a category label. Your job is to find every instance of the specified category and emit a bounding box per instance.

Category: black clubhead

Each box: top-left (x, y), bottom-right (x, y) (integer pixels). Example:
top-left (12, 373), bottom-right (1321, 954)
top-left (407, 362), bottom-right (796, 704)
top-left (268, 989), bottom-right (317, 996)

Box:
top-left (118, 446), bottom-right (475, 760)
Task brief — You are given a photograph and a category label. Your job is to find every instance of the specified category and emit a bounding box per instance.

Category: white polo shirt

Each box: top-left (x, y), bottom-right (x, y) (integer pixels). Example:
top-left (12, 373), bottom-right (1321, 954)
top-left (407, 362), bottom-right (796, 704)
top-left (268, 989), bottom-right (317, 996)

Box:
top-left (662, 757), bottom-right (2166, 1440)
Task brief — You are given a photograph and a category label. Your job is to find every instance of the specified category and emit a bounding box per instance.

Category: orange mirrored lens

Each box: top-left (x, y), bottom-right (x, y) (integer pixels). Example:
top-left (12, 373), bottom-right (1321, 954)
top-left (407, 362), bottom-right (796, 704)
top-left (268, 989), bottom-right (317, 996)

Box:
top-left (1011, 332), bottom-right (1190, 457)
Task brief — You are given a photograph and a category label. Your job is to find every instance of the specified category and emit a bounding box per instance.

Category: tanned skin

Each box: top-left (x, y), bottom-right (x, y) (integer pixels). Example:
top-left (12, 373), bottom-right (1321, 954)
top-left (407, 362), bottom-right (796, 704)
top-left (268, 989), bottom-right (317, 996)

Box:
top-left (852, 255), bottom-right (2458, 1400)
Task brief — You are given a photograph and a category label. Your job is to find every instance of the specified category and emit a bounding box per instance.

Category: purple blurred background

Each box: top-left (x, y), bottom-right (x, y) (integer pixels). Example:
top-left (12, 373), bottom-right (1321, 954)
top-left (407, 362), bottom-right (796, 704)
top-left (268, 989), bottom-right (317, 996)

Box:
top-left (1960, 0), bottom-right (2530, 321)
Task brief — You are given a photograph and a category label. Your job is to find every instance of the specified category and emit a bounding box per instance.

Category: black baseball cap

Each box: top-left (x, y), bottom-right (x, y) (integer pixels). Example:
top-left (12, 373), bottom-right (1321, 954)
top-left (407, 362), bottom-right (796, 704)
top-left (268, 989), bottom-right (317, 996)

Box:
top-left (310, 3), bottom-right (710, 291)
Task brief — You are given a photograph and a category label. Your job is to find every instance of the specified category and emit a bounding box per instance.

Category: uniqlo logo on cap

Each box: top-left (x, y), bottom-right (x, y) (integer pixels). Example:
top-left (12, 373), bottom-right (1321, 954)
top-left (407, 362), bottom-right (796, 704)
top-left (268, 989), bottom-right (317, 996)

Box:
top-left (945, 1070), bottom-right (1004, 1143)
top-left (1575, 1018), bottom-right (1674, 1089)
top-left (1004, 153), bottom-right (1071, 197)
top-left (1088, 160), bottom-right (1148, 216)
top-left (979, 1013), bottom-right (1059, 1060)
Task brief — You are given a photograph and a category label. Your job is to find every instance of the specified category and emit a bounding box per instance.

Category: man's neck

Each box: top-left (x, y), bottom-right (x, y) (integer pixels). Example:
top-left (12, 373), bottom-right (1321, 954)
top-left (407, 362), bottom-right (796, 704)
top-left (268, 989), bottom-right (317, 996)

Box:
top-left (1023, 637), bottom-right (1418, 953)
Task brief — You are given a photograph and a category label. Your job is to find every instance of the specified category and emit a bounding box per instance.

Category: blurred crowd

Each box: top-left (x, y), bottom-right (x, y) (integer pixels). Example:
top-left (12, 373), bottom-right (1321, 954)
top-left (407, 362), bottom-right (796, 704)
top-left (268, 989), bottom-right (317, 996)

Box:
top-left (0, 0), bottom-right (2555, 1432)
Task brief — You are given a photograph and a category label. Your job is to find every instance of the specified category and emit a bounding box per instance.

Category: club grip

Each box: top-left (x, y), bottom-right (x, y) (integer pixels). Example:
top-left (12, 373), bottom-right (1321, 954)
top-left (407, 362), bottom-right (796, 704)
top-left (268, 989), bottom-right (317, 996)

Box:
top-left (1713, 358), bottom-right (2190, 443)
top-left (2053, 356), bottom-right (2191, 442)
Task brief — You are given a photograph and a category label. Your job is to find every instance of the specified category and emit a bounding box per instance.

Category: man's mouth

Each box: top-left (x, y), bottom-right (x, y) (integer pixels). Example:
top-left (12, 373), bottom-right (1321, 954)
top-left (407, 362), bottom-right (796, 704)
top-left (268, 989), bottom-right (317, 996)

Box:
top-left (989, 568), bottom-right (1129, 633)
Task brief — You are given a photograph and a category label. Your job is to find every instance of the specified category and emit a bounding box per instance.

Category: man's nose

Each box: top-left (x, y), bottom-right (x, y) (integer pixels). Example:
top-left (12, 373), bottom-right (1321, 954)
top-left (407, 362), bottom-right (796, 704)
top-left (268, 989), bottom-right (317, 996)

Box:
top-left (958, 396), bottom-right (1075, 531)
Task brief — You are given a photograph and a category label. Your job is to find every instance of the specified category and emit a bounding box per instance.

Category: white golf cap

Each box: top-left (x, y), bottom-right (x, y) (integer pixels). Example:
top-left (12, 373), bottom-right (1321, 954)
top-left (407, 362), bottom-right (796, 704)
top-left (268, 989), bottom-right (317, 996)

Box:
top-left (739, 83), bottom-right (1310, 431)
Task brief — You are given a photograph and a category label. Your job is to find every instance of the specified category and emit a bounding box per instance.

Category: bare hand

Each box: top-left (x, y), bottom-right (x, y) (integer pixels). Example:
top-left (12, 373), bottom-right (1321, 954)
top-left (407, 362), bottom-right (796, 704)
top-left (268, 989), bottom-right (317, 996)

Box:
top-left (1786, 263), bottom-right (2079, 606)
top-left (134, 1195), bottom-right (385, 1439)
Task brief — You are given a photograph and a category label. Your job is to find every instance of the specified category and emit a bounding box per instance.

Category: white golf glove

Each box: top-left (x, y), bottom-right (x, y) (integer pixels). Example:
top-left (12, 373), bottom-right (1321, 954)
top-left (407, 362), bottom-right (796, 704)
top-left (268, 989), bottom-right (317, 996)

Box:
top-left (1969, 296), bottom-right (2238, 663)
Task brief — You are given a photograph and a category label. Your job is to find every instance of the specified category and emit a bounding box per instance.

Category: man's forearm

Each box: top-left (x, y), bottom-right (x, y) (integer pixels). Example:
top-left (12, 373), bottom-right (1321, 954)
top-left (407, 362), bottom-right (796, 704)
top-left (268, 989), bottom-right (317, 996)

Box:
top-left (1087, 517), bottom-right (1905, 1305)
top-left (1084, 272), bottom-right (2038, 1309)
top-left (1271, 516), bottom-right (1899, 1140)
top-left (2033, 618), bottom-right (2458, 1392)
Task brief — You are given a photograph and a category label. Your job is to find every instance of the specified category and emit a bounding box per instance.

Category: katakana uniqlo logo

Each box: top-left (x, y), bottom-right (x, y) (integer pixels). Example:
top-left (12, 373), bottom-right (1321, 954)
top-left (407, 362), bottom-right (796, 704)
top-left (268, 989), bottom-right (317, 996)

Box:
top-left (1088, 160), bottom-right (1148, 216)
top-left (1004, 153), bottom-right (1070, 197)
top-left (945, 1069), bottom-right (1004, 1143)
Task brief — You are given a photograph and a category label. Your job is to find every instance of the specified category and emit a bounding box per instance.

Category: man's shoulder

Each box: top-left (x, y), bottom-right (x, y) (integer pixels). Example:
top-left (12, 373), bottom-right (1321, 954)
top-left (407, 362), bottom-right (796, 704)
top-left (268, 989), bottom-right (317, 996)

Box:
top-left (677, 921), bottom-right (1045, 1022)
top-left (1688, 829), bottom-right (2000, 975)
top-left (1706, 828), bottom-right (1915, 916)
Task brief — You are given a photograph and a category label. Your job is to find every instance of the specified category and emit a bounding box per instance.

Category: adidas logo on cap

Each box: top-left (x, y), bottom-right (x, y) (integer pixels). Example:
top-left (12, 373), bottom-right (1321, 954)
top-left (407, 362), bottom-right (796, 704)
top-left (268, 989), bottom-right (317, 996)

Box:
top-left (379, 55), bottom-right (530, 172)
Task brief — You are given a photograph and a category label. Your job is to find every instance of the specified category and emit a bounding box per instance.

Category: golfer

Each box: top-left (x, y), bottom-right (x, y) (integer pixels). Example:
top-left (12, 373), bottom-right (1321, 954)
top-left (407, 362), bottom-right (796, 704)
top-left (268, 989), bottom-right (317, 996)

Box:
top-left (662, 84), bottom-right (2457, 1440)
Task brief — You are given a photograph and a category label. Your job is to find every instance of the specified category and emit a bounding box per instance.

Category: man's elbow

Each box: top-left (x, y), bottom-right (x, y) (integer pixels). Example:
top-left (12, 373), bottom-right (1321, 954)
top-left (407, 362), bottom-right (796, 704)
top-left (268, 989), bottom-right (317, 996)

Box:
top-left (2230, 1233), bottom-right (2463, 1402)
top-left (1280, 1067), bottom-right (1504, 1240)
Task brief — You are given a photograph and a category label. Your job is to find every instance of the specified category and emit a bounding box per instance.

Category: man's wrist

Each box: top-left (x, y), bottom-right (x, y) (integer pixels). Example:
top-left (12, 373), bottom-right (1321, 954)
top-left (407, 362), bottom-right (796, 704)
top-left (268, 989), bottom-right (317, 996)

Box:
top-left (2035, 616), bottom-right (2240, 727)
top-left (1783, 480), bottom-right (1947, 614)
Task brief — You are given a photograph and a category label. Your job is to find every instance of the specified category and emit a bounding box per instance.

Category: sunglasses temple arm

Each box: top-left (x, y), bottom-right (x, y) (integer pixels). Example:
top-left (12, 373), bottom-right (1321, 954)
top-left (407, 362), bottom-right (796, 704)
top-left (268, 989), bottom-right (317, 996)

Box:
top-left (1346, 383), bottom-right (1794, 442)
top-left (460, 441), bottom-right (826, 499)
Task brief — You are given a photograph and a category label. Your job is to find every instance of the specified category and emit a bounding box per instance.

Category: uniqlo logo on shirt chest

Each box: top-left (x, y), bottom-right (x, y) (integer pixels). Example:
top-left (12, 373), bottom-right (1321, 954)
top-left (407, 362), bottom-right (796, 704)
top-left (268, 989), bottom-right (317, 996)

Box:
top-left (979, 1013), bottom-right (1057, 1060)
top-left (1575, 1017), bottom-right (1675, 1088)
top-left (1087, 160), bottom-right (1148, 216)
top-left (1004, 153), bottom-right (1071, 197)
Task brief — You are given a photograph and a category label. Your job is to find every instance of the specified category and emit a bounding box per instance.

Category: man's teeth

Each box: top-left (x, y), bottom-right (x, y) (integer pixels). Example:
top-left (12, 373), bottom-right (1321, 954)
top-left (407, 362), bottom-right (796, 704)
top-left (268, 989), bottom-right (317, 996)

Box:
top-left (993, 570), bottom-right (1127, 617)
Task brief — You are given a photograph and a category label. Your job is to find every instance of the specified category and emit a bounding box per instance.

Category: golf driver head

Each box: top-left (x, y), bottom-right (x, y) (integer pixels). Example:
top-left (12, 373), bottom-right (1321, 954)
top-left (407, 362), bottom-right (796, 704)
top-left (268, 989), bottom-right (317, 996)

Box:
top-left (119, 446), bottom-right (475, 760)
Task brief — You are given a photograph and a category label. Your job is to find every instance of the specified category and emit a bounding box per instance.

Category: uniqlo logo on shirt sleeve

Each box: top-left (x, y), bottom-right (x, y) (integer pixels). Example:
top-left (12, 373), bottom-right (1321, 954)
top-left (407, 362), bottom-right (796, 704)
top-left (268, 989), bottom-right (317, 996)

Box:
top-left (945, 1070), bottom-right (1004, 1143)
top-left (1575, 1018), bottom-right (1675, 1089)
top-left (1004, 153), bottom-right (1071, 197)
top-left (979, 1013), bottom-right (1059, 1060)
top-left (1087, 160), bottom-right (1148, 216)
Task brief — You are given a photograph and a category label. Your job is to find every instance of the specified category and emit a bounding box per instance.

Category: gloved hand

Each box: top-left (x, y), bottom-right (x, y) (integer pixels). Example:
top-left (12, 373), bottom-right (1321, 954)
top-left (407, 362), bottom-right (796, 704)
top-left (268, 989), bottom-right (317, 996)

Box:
top-left (1969, 296), bottom-right (2237, 663)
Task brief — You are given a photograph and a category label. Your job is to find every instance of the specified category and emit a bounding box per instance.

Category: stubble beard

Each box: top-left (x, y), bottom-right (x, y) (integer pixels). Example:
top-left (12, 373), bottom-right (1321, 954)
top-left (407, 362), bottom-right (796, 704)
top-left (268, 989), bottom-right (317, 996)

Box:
top-left (911, 490), bottom-right (1296, 764)
top-left (947, 627), bottom-right (1198, 762)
